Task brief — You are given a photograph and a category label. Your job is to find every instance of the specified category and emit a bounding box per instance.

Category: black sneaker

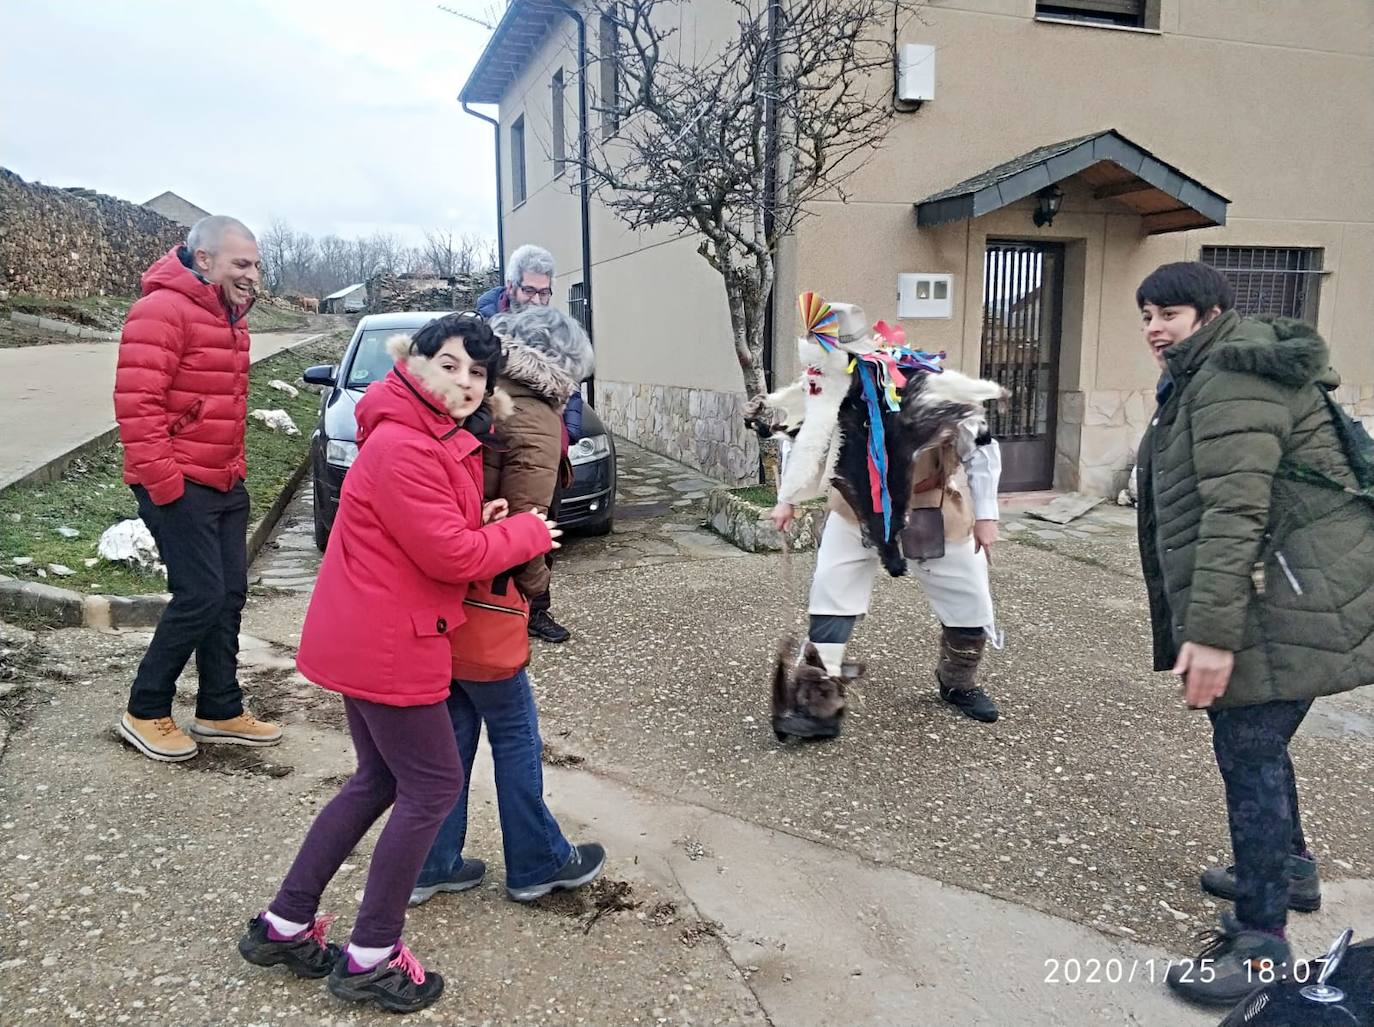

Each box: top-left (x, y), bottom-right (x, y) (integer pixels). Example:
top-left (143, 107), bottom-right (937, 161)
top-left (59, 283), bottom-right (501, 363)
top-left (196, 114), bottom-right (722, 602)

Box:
top-left (528, 609), bottom-right (571, 644)
top-left (1200, 853), bottom-right (1321, 912)
top-left (1164, 913), bottom-right (1291, 1008)
top-left (237, 912), bottom-right (341, 979)
top-left (938, 683), bottom-right (999, 723)
top-left (326, 943), bottom-right (444, 1014)
top-left (507, 842), bottom-right (606, 902)
top-left (409, 858), bottom-right (487, 907)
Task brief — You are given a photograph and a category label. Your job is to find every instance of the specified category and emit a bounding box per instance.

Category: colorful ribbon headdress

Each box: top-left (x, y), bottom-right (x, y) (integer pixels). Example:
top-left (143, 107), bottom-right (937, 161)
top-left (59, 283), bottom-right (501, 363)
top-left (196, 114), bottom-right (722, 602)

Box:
top-left (799, 291), bottom-right (839, 352)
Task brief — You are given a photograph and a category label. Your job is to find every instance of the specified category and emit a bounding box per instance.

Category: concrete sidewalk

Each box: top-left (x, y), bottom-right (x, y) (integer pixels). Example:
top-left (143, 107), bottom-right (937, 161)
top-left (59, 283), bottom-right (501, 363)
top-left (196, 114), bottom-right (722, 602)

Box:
top-left (0, 330), bottom-right (323, 491)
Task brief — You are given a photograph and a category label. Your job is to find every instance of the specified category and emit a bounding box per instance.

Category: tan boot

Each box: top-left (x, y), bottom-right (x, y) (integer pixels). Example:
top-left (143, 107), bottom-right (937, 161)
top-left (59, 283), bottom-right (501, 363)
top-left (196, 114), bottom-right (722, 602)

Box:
top-left (118, 713), bottom-right (198, 762)
top-left (189, 711), bottom-right (283, 746)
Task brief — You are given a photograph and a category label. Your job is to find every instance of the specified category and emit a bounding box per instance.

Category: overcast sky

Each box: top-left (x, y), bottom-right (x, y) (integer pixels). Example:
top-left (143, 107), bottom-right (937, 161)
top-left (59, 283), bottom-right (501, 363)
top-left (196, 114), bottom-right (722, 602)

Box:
top-left (0, 0), bottom-right (505, 246)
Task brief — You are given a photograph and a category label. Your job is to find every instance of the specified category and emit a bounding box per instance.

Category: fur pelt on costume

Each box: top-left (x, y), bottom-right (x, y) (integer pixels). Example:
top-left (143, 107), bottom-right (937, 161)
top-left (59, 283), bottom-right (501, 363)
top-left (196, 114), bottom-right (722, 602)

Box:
top-left (771, 636), bottom-right (848, 739)
top-left (834, 366), bottom-right (1003, 576)
top-left (746, 331), bottom-right (1003, 576)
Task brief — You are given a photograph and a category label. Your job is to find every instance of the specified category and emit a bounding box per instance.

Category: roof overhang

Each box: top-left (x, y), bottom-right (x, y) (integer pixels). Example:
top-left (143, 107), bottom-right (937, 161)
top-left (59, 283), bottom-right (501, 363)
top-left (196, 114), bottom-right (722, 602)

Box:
top-left (914, 130), bottom-right (1229, 235)
top-left (459, 0), bottom-right (563, 106)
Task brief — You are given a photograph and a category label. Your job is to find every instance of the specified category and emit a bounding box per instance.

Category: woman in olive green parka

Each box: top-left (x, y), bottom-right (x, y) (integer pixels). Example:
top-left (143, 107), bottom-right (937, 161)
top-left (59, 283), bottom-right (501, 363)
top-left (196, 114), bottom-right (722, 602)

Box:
top-left (1134, 262), bottom-right (1374, 1009)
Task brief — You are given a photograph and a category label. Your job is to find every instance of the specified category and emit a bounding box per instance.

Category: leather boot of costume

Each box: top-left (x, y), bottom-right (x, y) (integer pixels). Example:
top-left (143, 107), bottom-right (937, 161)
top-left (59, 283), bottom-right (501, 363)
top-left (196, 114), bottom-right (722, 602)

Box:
top-left (935, 625), bottom-right (999, 723)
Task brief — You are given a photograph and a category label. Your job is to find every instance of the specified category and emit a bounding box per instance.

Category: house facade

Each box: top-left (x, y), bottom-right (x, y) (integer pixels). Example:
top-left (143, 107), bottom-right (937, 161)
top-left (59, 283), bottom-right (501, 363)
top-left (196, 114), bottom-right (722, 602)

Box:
top-left (461, 0), bottom-right (1374, 495)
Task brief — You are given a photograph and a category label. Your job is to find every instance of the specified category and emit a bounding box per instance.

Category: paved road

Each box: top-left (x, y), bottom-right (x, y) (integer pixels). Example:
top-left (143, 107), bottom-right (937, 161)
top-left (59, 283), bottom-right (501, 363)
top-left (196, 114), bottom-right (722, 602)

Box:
top-left (0, 330), bottom-right (324, 492)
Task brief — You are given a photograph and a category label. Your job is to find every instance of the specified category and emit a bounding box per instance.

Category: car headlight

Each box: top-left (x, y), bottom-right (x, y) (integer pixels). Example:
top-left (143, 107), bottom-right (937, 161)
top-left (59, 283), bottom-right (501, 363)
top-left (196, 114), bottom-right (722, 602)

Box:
top-left (569, 433), bottom-right (610, 466)
top-left (325, 439), bottom-right (359, 468)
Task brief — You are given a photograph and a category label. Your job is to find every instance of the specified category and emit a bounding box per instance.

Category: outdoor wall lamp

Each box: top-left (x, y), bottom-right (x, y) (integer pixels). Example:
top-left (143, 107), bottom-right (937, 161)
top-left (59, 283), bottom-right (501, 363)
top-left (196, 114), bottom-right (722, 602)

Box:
top-left (1033, 185), bottom-right (1064, 228)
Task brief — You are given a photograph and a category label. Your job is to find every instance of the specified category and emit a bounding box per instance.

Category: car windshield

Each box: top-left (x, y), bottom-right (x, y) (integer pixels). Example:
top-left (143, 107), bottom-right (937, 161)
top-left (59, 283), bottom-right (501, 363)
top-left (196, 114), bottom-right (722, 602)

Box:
top-left (344, 328), bottom-right (417, 389)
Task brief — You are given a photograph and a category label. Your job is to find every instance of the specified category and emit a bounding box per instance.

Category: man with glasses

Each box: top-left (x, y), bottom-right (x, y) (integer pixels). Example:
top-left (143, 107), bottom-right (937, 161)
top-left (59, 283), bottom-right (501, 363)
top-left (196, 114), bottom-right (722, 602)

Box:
top-left (477, 244), bottom-right (582, 644)
top-left (476, 244), bottom-right (556, 317)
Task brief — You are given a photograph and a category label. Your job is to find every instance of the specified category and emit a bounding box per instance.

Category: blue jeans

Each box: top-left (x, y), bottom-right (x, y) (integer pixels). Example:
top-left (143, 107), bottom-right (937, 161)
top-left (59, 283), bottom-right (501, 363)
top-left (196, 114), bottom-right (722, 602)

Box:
top-left (417, 671), bottom-right (572, 890)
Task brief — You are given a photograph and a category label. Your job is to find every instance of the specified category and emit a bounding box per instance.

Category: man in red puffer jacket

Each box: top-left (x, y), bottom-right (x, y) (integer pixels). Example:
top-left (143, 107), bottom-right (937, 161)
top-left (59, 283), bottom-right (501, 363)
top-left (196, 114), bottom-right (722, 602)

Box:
top-left (113, 216), bottom-right (282, 763)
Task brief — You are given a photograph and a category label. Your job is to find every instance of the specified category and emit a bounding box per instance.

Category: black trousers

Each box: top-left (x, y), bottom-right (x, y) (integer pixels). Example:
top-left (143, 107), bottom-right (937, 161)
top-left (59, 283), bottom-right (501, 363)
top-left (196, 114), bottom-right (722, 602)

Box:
top-left (126, 481), bottom-right (249, 721)
top-left (1208, 698), bottom-right (1312, 930)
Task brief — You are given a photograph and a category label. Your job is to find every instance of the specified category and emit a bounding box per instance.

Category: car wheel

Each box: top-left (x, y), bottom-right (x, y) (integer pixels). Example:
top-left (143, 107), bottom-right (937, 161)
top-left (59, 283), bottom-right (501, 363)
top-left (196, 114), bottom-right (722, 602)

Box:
top-left (584, 515), bottom-right (613, 537)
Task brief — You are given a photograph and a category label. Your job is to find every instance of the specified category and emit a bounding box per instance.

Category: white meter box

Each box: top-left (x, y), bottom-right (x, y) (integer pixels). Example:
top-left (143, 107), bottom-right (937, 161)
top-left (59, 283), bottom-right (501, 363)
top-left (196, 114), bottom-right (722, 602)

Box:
top-left (898, 273), bottom-right (953, 319)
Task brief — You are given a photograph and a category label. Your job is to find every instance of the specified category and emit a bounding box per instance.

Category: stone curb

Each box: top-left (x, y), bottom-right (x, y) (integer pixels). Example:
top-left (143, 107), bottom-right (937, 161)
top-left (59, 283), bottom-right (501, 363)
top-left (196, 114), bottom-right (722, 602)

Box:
top-left (9, 311), bottom-right (120, 340)
top-left (1, 331), bottom-right (327, 493)
top-left (705, 487), bottom-right (827, 553)
top-left (0, 452), bottom-right (311, 630)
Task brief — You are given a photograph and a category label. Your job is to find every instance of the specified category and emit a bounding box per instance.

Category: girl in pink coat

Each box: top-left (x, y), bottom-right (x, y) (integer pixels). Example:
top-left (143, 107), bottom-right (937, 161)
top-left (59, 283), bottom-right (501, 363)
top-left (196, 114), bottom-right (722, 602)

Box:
top-left (236, 313), bottom-right (557, 1013)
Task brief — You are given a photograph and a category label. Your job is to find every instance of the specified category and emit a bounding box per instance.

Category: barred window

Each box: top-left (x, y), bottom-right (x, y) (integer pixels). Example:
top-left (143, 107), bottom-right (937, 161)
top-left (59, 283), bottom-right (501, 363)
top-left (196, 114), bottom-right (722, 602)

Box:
top-left (569, 282), bottom-right (589, 332)
top-left (1201, 246), bottom-right (1324, 323)
top-left (1036, 0), bottom-right (1157, 29)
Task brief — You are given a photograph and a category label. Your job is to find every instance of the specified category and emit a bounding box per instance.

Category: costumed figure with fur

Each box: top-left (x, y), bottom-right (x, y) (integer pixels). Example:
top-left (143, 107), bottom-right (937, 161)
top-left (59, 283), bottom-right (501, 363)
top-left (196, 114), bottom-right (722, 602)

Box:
top-left (745, 293), bottom-right (1007, 739)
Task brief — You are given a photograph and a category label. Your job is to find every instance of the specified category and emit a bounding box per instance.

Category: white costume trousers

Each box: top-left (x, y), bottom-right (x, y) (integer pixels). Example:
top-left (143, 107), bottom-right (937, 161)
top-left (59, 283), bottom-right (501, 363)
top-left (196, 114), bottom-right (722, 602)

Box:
top-left (808, 512), bottom-right (997, 635)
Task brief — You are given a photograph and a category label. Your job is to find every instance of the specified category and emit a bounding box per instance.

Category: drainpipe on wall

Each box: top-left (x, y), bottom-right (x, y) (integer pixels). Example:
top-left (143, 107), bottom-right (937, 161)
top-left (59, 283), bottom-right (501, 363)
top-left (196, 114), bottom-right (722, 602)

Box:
top-left (461, 101), bottom-right (505, 275)
top-left (550, 0), bottom-right (596, 407)
top-left (758, 1), bottom-right (783, 482)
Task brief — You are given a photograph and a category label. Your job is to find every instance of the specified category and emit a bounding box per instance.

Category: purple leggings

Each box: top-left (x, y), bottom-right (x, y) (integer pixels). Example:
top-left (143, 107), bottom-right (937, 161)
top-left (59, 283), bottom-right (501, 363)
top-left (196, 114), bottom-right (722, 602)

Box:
top-left (270, 696), bottom-right (462, 948)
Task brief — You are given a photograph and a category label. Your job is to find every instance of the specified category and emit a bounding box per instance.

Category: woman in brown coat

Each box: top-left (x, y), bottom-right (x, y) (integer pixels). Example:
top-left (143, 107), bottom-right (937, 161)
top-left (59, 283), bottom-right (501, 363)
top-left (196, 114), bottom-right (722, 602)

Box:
top-left (413, 305), bottom-right (602, 908)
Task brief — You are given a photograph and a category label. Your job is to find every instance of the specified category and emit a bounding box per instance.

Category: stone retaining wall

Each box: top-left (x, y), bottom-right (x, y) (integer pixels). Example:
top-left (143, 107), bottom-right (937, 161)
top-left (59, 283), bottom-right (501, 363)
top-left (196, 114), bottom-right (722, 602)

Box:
top-left (0, 167), bottom-right (184, 299)
top-left (597, 380), bottom-right (759, 486)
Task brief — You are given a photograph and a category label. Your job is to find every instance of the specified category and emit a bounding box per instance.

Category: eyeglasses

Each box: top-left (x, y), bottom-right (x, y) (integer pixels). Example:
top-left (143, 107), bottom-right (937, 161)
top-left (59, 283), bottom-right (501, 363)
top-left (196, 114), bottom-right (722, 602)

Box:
top-left (516, 284), bottom-right (553, 300)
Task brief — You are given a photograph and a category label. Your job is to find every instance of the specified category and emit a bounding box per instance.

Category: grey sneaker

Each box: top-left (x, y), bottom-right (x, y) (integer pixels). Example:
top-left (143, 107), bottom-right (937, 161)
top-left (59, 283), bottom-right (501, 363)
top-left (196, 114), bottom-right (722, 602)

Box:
top-left (1165, 914), bottom-right (1291, 1008)
top-left (326, 942), bottom-right (444, 1014)
top-left (1200, 853), bottom-right (1321, 912)
top-left (507, 842), bottom-right (605, 902)
top-left (408, 858), bottom-right (486, 907)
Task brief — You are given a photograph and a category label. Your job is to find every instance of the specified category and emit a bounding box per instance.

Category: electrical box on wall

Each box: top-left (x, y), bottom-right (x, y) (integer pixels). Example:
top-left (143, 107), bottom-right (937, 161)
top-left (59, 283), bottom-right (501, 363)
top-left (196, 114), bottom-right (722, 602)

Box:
top-left (898, 273), bottom-right (952, 319)
top-left (898, 44), bottom-right (936, 102)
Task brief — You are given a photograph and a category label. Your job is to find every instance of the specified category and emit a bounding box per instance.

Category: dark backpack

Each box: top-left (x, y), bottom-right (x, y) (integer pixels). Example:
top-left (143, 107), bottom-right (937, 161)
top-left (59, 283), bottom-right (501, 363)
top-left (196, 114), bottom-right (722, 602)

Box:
top-left (1279, 385), bottom-right (1374, 502)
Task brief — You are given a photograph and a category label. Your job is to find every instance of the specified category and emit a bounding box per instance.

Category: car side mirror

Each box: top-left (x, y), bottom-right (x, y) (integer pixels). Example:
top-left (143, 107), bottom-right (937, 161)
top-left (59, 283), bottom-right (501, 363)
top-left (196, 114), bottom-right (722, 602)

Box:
top-left (303, 364), bottom-right (337, 387)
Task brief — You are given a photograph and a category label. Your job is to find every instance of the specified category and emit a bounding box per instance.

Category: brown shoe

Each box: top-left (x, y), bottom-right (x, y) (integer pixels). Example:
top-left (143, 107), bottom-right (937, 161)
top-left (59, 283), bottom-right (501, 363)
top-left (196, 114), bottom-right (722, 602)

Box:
top-left (189, 712), bottom-right (283, 746)
top-left (118, 713), bottom-right (198, 762)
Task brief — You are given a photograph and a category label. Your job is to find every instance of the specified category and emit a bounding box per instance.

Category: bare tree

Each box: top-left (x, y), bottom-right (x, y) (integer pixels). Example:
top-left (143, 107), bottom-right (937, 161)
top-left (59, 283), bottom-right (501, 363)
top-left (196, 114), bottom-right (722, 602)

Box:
top-left (368, 232), bottom-right (403, 276)
top-left (576, 0), bottom-right (921, 399)
top-left (260, 217), bottom-right (295, 295)
top-left (423, 229), bottom-right (459, 278)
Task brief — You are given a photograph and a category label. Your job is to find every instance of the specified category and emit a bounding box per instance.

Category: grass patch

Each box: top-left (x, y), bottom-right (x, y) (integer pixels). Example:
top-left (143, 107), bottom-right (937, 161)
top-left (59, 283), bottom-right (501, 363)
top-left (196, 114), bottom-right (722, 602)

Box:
top-left (0, 333), bottom-right (345, 596)
top-left (725, 483), bottom-right (823, 508)
top-left (246, 301), bottom-right (312, 333)
top-left (730, 484), bottom-right (777, 506)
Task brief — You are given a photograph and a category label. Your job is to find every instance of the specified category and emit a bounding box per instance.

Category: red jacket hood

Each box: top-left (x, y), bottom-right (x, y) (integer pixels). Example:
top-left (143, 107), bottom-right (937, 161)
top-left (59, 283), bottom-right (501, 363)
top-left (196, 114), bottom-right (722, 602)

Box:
top-left (140, 246), bottom-right (247, 322)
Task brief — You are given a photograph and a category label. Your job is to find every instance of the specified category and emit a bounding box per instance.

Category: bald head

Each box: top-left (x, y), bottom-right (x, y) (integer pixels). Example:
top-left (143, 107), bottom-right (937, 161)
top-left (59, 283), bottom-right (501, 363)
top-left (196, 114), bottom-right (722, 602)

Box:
top-left (187, 216), bottom-right (260, 307)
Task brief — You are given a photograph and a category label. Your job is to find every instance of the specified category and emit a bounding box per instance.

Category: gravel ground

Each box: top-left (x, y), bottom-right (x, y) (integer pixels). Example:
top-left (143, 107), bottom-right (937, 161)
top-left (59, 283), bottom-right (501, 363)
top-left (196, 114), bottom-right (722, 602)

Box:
top-left (3, 479), bottom-right (1371, 1024)
top-left (530, 517), bottom-right (1374, 951)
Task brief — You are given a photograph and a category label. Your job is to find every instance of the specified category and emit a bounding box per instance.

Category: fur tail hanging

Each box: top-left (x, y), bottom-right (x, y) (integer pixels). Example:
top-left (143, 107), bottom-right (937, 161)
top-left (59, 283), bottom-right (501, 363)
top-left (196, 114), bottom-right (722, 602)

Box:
top-left (916, 367), bottom-right (1006, 408)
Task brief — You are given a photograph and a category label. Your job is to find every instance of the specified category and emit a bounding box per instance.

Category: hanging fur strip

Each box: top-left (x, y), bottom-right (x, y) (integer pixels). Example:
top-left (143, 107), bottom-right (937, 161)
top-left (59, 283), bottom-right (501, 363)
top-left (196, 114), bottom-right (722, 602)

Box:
top-left (832, 363), bottom-right (1004, 577)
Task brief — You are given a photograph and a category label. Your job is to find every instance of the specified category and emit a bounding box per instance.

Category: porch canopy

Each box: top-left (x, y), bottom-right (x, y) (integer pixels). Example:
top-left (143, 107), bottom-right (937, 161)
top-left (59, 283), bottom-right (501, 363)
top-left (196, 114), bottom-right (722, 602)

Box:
top-left (914, 129), bottom-right (1229, 235)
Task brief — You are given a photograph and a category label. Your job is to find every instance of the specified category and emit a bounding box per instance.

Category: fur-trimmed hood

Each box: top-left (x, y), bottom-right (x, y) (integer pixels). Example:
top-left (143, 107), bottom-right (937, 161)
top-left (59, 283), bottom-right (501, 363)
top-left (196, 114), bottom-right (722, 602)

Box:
top-left (500, 342), bottom-right (582, 403)
top-left (1211, 315), bottom-right (1333, 388)
top-left (383, 332), bottom-right (513, 422)
top-left (1169, 311), bottom-right (1335, 389)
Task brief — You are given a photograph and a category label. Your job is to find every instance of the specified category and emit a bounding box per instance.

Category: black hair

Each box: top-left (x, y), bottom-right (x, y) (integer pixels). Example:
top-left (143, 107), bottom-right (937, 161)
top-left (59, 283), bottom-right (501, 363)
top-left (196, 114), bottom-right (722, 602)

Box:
top-left (409, 312), bottom-right (502, 393)
top-left (1135, 261), bottom-right (1235, 319)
